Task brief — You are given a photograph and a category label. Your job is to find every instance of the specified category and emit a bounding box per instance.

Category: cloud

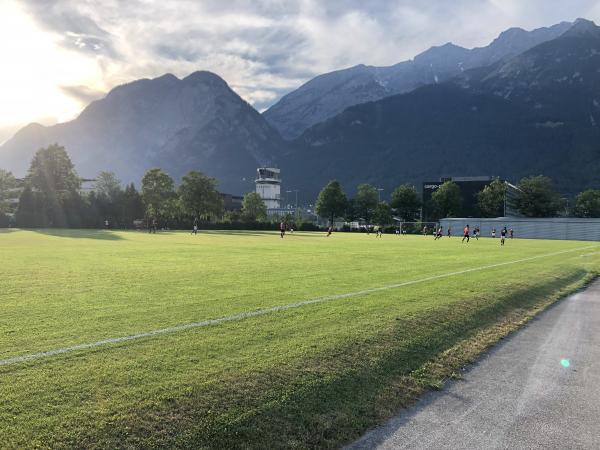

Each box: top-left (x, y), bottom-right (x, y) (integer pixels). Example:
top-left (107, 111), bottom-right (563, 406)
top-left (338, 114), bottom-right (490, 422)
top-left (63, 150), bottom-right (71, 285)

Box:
top-left (13, 0), bottom-right (600, 119)
top-left (59, 85), bottom-right (106, 105)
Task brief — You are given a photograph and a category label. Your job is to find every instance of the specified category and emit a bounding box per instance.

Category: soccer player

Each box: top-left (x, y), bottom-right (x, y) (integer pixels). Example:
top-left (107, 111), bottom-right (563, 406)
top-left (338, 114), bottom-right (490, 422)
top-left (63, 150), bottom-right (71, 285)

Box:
top-left (447, 226), bottom-right (452, 238)
top-left (395, 227), bottom-right (400, 236)
top-left (473, 226), bottom-right (479, 240)
top-left (491, 228), bottom-right (496, 238)
top-left (280, 221), bottom-right (286, 238)
top-left (501, 226), bottom-right (507, 246)
top-left (462, 224), bottom-right (470, 243)
top-left (434, 226), bottom-right (443, 240)
top-left (326, 225), bottom-right (333, 237)
top-left (376, 226), bottom-right (383, 238)
top-left (510, 228), bottom-right (514, 239)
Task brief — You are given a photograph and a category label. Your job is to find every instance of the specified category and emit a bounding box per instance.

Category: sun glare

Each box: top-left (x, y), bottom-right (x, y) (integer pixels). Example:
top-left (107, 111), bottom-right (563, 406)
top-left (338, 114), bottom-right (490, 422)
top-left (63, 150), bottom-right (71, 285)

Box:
top-left (0, 1), bottom-right (101, 128)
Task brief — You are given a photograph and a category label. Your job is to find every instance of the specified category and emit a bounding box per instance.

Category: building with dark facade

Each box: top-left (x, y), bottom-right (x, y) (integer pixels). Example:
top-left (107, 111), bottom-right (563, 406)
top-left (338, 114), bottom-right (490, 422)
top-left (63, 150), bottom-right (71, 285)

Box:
top-left (422, 176), bottom-right (520, 220)
top-left (220, 193), bottom-right (243, 211)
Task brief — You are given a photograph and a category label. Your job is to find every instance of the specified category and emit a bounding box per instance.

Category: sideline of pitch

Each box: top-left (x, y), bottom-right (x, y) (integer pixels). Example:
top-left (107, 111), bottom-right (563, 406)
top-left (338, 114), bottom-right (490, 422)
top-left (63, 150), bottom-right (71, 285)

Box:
top-left (1, 245), bottom-right (598, 368)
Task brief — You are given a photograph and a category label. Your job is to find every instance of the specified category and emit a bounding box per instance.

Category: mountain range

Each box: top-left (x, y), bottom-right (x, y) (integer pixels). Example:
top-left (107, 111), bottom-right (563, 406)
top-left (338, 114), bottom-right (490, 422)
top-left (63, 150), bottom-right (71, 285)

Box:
top-left (0, 18), bottom-right (599, 201)
top-left (0, 71), bottom-right (282, 194)
top-left (263, 21), bottom-right (572, 139)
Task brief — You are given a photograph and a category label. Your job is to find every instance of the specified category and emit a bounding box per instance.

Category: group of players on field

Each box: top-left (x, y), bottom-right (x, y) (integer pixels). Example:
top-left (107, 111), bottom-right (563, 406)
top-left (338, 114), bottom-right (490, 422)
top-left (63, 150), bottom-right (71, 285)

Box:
top-left (274, 220), bottom-right (515, 245)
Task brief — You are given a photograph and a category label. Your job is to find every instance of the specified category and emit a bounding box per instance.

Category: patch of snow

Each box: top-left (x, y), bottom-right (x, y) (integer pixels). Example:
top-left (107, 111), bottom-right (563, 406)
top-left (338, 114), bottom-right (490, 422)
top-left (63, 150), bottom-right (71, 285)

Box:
top-left (536, 121), bottom-right (564, 128)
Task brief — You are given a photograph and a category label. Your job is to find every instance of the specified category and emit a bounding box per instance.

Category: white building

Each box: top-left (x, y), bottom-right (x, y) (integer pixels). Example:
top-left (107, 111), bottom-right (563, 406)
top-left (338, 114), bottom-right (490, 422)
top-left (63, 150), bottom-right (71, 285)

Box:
top-left (255, 167), bottom-right (281, 210)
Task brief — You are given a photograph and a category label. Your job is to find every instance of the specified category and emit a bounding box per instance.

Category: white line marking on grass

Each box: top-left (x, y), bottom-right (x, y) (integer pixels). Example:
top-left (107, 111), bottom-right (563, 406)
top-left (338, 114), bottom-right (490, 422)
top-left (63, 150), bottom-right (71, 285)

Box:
top-left (1, 245), bottom-right (598, 368)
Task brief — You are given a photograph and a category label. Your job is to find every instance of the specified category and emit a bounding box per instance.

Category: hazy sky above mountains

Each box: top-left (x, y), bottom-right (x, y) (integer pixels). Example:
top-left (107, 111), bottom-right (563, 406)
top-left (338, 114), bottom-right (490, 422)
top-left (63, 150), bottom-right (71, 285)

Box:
top-left (1, 0), bottom-right (600, 143)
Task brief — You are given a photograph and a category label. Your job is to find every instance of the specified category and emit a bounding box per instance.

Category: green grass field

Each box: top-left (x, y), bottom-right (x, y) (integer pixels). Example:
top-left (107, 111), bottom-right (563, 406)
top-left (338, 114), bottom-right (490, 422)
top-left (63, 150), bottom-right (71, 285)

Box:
top-left (0, 228), bottom-right (598, 449)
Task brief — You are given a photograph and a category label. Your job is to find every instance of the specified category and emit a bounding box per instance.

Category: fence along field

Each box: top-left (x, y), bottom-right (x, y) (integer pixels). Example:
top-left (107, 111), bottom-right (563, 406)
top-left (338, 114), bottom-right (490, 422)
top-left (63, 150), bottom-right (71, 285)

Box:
top-left (0, 229), bottom-right (598, 448)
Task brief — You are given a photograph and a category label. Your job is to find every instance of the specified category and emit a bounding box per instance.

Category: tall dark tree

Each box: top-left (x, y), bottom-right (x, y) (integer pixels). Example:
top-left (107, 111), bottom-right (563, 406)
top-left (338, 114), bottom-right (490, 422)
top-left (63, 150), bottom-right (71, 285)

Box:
top-left (315, 180), bottom-right (347, 225)
top-left (122, 183), bottom-right (144, 227)
top-left (0, 169), bottom-right (18, 218)
top-left (516, 175), bottom-right (562, 217)
top-left (140, 168), bottom-right (176, 223)
top-left (178, 171), bottom-right (223, 221)
top-left (241, 192), bottom-right (267, 222)
top-left (431, 181), bottom-right (462, 218)
top-left (373, 202), bottom-right (393, 226)
top-left (354, 184), bottom-right (379, 222)
top-left (15, 184), bottom-right (43, 227)
top-left (390, 184), bottom-right (421, 221)
top-left (477, 178), bottom-right (506, 217)
top-left (26, 144), bottom-right (82, 227)
top-left (574, 189), bottom-right (600, 218)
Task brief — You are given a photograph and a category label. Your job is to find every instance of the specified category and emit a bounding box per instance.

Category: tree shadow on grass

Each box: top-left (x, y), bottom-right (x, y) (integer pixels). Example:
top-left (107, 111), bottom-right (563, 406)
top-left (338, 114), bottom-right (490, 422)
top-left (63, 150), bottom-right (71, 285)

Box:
top-left (30, 229), bottom-right (125, 241)
top-left (110, 269), bottom-right (588, 450)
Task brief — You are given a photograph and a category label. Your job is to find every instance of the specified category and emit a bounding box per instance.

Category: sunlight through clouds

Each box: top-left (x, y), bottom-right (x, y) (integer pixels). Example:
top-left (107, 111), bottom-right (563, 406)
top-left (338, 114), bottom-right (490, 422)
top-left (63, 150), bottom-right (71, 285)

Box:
top-left (1, 0), bottom-right (600, 143)
top-left (0, 1), bottom-right (103, 135)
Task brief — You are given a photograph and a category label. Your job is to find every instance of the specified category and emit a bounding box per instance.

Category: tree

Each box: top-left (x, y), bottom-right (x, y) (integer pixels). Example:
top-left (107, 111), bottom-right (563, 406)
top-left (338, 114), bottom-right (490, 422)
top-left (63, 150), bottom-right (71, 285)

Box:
top-left (95, 171), bottom-right (122, 203)
top-left (390, 184), bottom-right (421, 221)
top-left (431, 181), bottom-right (462, 218)
top-left (241, 192), bottom-right (267, 222)
top-left (15, 184), bottom-right (43, 227)
top-left (178, 171), bottom-right (223, 221)
top-left (26, 144), bottom-right (82, 227)
top-left (477, 178), bottom-right (506, 217)
top-left (315, 180), bottom-right (347, 225)
top-left (574, 189), bottom-right (600, 218)
top-left (354, 183), bottom-right (379, 222)
top-left (140, 168), bottom-right (175, 222)
top-left (0, 169), bottom-right (18, 215)
top-left (516, 175), bottom-right (562, 217)
top-left (373, 202), bottom-right (393, 226)
top-left (122, 183), bottom-right (145, 227)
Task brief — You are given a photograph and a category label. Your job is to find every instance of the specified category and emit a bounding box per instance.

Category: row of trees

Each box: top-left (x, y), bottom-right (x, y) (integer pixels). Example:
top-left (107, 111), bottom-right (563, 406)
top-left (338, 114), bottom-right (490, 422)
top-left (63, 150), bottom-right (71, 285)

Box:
top-left (314, 176), bottom-right (600, 225)
top-left (315, 182), bottom-right (421, 226)
top-left (1, 145), bottom-right (272, 228)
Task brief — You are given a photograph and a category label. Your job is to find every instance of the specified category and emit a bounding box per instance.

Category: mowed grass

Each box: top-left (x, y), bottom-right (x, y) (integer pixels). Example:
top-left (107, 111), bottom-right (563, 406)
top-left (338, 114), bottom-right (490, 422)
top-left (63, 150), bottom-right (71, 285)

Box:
top-left (0, 228), bottom-right (598, 449)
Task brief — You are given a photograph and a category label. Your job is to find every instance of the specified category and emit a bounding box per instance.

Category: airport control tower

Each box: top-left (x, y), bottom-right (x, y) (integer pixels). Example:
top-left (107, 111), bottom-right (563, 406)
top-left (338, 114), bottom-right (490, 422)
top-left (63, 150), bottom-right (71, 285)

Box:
top-left (255, 167), bottom-right (281, 209)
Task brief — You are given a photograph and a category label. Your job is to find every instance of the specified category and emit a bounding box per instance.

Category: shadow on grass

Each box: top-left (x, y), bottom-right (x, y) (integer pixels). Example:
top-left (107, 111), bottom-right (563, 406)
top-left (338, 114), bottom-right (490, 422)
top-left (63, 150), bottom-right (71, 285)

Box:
top-left (31, 229), bottom-right (125, 241)
top-left (96, 269), bottom-right (588, 450)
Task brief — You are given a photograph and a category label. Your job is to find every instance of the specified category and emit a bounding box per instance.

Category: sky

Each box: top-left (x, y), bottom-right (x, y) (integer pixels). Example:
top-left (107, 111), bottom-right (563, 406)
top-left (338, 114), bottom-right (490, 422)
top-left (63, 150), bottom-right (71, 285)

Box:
top-left (1, 0), bottom-right (600, 143)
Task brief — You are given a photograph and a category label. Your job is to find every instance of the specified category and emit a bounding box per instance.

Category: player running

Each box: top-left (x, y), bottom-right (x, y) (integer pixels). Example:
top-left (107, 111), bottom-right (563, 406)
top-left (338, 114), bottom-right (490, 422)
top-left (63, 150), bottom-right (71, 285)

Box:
top-left (510, 228), bottom-right (514, 239)
top-left (501, 226), bottom-right (507, 246)
top-left (462, 224), bottom-right (470, 243)
top-left (447, 226), bottom-right (452, 238)
top-left (473, 226), bottom-right (479, 240)
top-left (280, 221), bottom-right (286, 238)
top-left (434, 226), bottom-right (443, 240)
top-left (326, 225), bottom-right (333, 237)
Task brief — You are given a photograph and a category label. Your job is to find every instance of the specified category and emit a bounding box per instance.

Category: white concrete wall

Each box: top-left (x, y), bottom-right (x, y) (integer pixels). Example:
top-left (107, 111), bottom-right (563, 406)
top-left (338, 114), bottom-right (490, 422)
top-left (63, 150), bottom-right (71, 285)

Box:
top-left (440, 217), bottom-right (600, 241)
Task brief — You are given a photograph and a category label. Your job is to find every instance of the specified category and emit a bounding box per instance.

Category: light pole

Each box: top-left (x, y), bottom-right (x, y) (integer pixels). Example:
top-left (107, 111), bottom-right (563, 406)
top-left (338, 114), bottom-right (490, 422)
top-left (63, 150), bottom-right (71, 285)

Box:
top-left (377, 188), bottom-right (384, 202)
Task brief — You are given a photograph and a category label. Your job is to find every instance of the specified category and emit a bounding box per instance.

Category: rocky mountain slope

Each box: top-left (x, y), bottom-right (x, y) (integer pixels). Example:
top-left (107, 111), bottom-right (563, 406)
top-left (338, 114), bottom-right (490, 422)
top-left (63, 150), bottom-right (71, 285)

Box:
top-left (264, 22), bottom-right (572, 140)
top-left (283, 20), bottom-right (600, 199)
top-left (0, 71), bottom-right (283, 193)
